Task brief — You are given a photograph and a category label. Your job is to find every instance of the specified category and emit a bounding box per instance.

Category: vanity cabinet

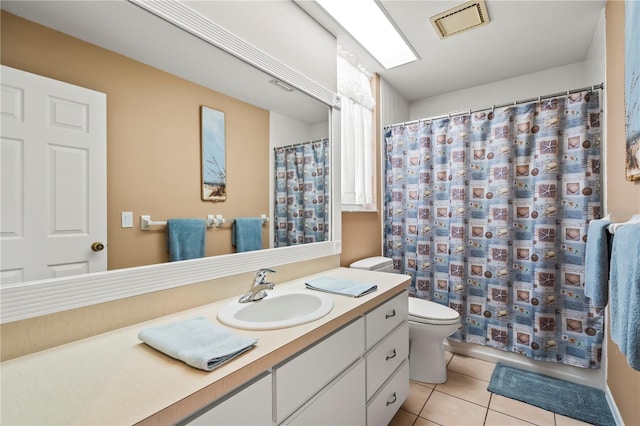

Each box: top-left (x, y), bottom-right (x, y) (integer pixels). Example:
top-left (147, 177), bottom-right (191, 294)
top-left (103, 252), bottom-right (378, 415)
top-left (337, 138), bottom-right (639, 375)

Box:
top-left (279, 290), bottom-right (409, 425)
top-left (185, 290), bottom-right (409, 426)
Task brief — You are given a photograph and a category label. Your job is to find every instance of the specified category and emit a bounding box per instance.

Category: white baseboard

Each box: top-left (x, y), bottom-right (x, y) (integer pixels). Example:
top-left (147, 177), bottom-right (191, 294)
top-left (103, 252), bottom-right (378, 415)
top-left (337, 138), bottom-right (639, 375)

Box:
top-left (605, 385), bottom-right (624, 426)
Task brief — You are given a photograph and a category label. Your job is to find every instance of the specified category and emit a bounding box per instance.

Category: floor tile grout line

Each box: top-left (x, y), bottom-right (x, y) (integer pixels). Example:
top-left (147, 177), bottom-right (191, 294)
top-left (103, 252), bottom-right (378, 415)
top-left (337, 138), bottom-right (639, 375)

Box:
top-left (483, 393), bottom-right (493, 425)
top-left (430, 388), bottom-right (491, 411)
top-left (444, 369), bottom-right (492, 384)
top-left (416, 385), bottom-right (436, 423)
top-left (489, 392), bottom-right (557, 426)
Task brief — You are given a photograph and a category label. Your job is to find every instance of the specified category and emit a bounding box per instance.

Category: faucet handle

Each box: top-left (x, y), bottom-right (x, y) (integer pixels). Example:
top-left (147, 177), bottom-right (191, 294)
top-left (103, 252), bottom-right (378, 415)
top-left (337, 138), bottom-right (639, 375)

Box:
top-left (254, 268), bottom-right (276, 284)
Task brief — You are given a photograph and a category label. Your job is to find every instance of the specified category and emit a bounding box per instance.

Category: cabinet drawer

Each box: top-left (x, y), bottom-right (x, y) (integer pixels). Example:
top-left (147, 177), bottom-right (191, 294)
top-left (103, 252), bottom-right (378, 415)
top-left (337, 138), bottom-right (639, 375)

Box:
top-left (275, 317), bottom-right (365, 423)
top-left (285, 360), bottom-right (366, 426)
top-left (366, 361), bottom-right (409, 426)
top-left (184, 373), bottom-right (272, 425)
top-left (366, 322), bottom-right (408, 400)
top-left (365, 290), bottom-right (408, 350)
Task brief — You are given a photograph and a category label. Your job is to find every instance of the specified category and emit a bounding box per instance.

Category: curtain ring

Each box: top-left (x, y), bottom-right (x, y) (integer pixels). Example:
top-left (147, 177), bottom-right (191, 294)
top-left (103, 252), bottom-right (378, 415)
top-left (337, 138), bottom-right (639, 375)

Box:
top-left (566, 90), bottom-right (570, 96)
top-left (513, 100), bottom-right (517, 106)
top-left (538, 95), bottom-right (541, 103)
top-left (491, 105), bottom-right (495, 112)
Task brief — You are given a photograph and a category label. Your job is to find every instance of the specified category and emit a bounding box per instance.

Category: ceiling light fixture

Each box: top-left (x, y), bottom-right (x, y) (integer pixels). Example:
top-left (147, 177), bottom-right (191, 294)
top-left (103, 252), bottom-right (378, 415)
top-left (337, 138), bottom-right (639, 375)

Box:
top-left (315, 0), bottom-right (418, 69)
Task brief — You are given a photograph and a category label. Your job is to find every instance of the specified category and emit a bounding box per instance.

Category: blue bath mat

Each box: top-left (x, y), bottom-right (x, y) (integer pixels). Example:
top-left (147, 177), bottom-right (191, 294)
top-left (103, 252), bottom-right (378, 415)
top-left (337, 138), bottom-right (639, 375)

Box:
top-left (488, 364), bottom-right (615, 426)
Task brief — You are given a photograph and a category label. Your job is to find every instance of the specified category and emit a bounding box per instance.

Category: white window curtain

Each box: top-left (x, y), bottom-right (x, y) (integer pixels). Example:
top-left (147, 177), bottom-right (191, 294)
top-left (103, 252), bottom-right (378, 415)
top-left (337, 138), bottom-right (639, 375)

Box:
top-left (338, 49), bottom-right (375, 210)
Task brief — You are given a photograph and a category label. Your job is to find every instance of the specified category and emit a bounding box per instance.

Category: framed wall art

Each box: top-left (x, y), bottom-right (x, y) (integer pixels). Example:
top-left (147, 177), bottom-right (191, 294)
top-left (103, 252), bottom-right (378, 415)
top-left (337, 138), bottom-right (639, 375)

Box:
top-left (201, 106), bottom-right (227, 201)
top-left (625, 0), bottom-right (640, 181)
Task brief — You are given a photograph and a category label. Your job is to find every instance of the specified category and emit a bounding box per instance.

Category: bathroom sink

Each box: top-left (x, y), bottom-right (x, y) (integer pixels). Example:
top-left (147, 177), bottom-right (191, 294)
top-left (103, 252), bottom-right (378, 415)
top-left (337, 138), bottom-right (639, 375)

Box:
top-left (216, 290), bottom-right (335, 330)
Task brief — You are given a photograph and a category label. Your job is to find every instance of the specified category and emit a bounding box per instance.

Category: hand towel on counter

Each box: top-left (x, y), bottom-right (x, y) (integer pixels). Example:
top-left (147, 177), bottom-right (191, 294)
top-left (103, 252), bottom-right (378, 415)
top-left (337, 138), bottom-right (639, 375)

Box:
top-left (232, 217), bottom-right (262, 252)
top-left (609, 223), bottom-right (640, 371)
top-left (584, 218), bottom-right (612, 307)
top-left (305, 276), bottom-right (377, 298)
top-left (138, 317), bottom-right (257, 371)
top-left (167, 218), bottom-right (206, 261)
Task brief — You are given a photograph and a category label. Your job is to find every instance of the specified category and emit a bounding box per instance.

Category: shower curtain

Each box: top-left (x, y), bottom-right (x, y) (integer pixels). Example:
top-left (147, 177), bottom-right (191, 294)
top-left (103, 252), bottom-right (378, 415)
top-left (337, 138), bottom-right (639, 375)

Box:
top-left (384, 91), bottom-right (604, 368)
top-left (274, 139), bottom-right (330, 247)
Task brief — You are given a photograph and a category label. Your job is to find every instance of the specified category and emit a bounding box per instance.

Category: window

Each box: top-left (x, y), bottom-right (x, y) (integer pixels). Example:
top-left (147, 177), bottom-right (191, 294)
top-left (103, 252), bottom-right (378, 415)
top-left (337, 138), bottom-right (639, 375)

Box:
top-left (338, 49), bottom-right (376, 211)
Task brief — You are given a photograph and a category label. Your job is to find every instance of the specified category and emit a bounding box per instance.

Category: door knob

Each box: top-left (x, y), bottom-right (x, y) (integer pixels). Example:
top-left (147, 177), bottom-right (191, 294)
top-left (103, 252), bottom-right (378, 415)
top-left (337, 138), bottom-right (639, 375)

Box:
top-left (91, 242), bottom-right (105, 252)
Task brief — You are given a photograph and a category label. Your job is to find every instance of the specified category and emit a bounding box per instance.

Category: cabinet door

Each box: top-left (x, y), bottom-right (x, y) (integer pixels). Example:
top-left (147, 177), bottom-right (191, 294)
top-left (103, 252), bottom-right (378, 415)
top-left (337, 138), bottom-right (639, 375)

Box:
top-left (185, 373), bottom-right (272, 425)
top-left (275, 317), bottom-right (364, 423)
top-left (365, 291), bottom-right (408, 350)
top-left (366, 322), bottom-right (409, 400)
top-left (286, 360), bottom-right (366, 426)
top-left (367, 361), bottom-right (409, 426)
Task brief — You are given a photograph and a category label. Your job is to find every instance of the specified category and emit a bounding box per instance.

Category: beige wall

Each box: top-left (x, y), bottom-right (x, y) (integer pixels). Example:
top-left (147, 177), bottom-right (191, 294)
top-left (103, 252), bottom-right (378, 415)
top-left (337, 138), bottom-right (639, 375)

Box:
top-left (605, 2), bottom-right (640, 425)
top-left (1, 11), bottom-right (270, 271)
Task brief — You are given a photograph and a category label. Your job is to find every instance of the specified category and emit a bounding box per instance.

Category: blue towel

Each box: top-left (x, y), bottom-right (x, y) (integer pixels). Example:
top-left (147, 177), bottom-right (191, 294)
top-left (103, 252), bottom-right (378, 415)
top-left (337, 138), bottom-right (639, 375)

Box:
top-left (138, 317), bottom-right (257, 371)
top-left (609, 223), bottom-right (640, 371)
top-left (305, 276), bottom-right (377, 298)
top-left (232, 217), bottom-right (262, 252)
top-left (584, 218), bottom-right (612, 307)
top-left (167, 218), bottom-right (206, 261)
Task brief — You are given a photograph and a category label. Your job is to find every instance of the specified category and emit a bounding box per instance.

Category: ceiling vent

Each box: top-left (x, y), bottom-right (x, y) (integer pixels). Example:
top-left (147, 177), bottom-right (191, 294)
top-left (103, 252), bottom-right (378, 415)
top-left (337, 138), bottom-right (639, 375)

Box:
top-left (430, 0), bottom-right (490, 39)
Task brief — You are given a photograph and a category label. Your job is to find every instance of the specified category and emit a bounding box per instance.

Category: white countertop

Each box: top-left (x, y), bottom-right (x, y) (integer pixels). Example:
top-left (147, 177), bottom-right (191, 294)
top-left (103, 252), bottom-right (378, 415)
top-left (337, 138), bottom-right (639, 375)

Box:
top-left (0, 268), bottom-right (410, 425)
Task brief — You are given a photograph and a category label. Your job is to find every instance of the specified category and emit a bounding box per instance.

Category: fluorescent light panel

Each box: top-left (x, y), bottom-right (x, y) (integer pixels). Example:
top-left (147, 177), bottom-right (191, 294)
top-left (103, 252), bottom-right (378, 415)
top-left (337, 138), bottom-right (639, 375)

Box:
top-left (316, 0), bottom-right (417, 69)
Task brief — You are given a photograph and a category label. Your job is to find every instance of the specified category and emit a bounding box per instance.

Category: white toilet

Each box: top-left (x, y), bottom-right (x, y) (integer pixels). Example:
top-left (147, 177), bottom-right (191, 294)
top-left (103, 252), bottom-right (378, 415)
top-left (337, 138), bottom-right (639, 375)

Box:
top-left (349, 257), bottom-right (461, 384)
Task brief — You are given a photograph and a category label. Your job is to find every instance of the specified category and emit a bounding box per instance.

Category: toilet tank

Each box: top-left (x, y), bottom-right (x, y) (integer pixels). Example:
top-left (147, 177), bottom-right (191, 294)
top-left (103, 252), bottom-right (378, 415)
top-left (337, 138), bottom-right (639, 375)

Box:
top-left (349, 256), bottom-right (394, 273)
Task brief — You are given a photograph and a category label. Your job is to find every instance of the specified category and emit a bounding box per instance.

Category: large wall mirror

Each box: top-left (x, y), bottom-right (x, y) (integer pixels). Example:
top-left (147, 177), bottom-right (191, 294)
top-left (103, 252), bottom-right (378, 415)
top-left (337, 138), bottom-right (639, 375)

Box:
top-left (0, 0), bottom-right (342, 323)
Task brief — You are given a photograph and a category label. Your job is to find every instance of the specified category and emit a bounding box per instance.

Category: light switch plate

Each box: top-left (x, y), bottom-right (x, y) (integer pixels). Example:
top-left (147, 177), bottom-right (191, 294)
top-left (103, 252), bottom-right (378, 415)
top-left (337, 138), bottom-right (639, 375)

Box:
top-left (121, 211), bottom-right (133, 228)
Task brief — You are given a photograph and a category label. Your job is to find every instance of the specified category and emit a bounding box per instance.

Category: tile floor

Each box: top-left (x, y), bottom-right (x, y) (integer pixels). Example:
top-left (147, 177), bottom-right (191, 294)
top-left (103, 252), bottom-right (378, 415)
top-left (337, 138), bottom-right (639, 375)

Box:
top-left (389, 353), bottom-right (593, 426)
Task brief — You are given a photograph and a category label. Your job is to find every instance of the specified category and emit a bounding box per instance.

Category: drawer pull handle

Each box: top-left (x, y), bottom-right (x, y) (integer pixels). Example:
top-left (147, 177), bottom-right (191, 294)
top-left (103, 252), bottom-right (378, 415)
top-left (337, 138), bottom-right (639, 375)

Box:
top-left (386, 349), bottom-right (397, 361)
top-left (385, 309), bottom-right (396, 319)
top-left (386, 392), bottom-right (397, 406)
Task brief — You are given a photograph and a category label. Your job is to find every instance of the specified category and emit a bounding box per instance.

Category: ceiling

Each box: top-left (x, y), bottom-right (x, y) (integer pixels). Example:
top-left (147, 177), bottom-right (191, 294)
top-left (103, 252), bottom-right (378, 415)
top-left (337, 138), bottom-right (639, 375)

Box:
top-left (296, 0), bottom-right (607, 102)
top-left (3, 0), bottom-right (607, 106)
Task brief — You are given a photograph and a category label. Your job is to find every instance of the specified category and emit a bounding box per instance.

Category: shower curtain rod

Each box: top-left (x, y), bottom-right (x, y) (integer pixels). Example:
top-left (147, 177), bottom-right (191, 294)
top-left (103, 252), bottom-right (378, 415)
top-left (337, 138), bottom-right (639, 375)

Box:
top-left (384, 83), bottom-right (604, 129)
top-left (275, 138), bottom-right (328, 150)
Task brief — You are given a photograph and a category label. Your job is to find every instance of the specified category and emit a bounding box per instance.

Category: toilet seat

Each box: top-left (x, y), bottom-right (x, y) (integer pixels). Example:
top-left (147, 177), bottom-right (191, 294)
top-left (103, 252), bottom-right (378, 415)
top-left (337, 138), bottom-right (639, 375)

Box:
top-left (408, 297), bottom-right (460, 325)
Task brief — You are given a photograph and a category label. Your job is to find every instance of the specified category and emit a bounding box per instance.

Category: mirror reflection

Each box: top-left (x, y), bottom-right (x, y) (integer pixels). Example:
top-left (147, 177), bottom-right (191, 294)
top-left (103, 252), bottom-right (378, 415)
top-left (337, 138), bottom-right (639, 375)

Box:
top-left (0, 0), bottom-right (331, 285)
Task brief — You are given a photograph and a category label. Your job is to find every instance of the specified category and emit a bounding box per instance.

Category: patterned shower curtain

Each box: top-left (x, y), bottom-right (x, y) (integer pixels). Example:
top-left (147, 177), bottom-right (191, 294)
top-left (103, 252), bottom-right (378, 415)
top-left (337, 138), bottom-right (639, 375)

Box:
top-left (384, 91), bottom-right (604, 368)
top-left (274, 139), bottom-right (330, 247)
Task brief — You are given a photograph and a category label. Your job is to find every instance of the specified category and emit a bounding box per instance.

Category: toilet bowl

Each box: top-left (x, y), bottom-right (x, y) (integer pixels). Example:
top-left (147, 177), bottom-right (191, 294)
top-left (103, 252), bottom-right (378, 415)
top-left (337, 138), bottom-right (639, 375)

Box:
top-left (408, 297), bottom-right (460, 384)
top-left (349, 257), bottom-right (461, 384)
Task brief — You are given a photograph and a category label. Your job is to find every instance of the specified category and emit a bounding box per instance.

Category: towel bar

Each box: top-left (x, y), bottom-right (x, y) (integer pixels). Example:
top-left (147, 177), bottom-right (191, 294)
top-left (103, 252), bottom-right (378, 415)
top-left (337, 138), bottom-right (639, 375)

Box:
top-left (231, 214), bottom-right (269, 226)
top-left (141, 214), bottom-right (269, 230)
top-left (140, 215), bottom-right (223, 230)
top-left (608, 214), bottom-right (640, 234)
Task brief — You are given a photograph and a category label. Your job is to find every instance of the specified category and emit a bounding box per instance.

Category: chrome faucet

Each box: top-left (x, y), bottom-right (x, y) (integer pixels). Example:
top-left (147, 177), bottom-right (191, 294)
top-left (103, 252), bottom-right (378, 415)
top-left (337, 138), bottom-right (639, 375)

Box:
top-left (238, 268), bottom-right (276, 303)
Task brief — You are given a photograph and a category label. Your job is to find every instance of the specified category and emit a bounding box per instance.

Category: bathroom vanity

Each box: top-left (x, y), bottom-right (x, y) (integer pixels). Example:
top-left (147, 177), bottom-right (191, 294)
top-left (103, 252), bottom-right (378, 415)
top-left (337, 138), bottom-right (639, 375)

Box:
top-left (0, 268), bottom-right (410, 425)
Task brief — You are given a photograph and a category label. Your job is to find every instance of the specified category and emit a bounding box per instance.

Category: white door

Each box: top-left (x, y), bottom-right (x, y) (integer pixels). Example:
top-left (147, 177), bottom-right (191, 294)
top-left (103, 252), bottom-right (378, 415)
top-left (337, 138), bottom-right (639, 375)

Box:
top-left (1, 65), bottom-right (107, 285)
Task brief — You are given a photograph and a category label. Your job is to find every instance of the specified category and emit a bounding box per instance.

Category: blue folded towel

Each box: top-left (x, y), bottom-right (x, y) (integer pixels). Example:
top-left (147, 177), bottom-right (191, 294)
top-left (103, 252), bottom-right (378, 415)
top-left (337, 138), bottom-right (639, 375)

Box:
top-left (167, 218), bottom-right (206, 261)
top-left (138, 317), bottom-right (257, 371)
top-left (609, 223), bottom-right (640, 371)
top-left (305, 276), bottom-right (377, 298)
top-left (584, 218), bottom-right (612, 307)
top-left (232, 217), bottom-right (263, 252)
